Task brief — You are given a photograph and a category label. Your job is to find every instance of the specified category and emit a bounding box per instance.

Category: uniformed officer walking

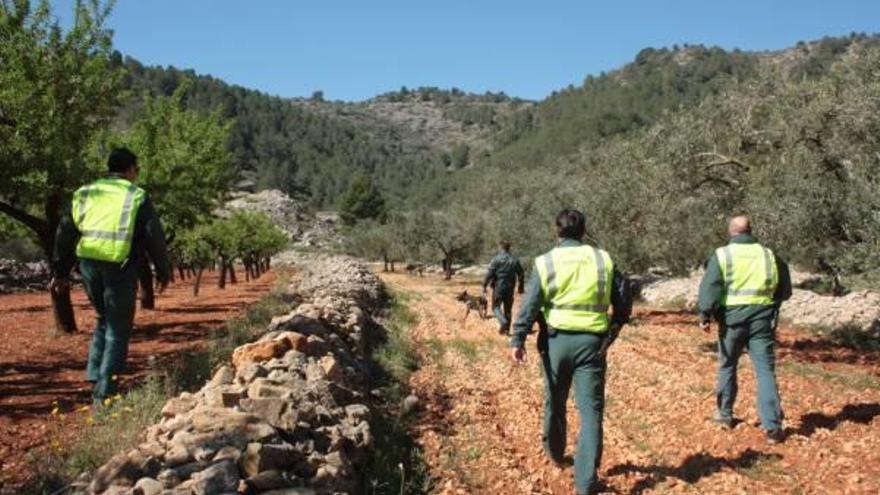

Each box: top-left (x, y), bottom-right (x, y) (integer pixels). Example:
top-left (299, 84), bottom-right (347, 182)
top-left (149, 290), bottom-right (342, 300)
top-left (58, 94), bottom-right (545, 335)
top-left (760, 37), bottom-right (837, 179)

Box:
top-left (698, 215), bottom-right (792, 443)
top-left (482, 241), bottom-right (525, 334)
top-left (51, 148), bottom-right (171, 405)
top-left (510, 209), bottom-right (631, 495)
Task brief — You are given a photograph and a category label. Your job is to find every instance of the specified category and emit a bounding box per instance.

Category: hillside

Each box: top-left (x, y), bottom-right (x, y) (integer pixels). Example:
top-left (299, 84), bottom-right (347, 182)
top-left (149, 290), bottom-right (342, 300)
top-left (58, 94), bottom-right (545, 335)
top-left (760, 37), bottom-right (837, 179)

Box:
top-left (95, 34), bottom-right (880, 290)
top-left (115, 62), bottom-right (512, 208)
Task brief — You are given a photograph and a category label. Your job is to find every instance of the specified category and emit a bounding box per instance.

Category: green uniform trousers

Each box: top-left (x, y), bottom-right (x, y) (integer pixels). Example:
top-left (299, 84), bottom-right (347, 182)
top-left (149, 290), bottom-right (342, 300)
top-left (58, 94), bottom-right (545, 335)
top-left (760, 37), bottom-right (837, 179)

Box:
top-left (716, 316), bottom-right (783, 430)
top-left (541, 331), bottom-right (607, 494)
top-left (80, 258), bottom-right (138, 401)
top-left (492, 289), bottom-right (514, 334)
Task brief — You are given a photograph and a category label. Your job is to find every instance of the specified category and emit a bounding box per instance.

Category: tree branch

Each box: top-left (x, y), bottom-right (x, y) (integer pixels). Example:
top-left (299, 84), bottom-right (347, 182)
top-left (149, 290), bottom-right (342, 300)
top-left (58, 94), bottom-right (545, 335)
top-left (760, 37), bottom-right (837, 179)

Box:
top-left (693, 152), bottom-right (750, 172)
top-left (691, 176), bottom-right (741, 191)
top-left (0, 200), bottom-right (48, 236)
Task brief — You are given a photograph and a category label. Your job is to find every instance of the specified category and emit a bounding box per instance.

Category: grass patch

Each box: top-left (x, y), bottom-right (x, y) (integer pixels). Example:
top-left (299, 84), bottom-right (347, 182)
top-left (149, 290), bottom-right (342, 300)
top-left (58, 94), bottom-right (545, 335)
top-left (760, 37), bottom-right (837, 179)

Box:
top-left (781, 361), bottom-right (880, 390)
top-left (737, 454), bottom-right (784, 481)
top-left (447, 339), bottom-right (483, 362)
top-left (361, 287), bottom-right (432, 495)
top-left (25, 275), bottom-right (293, 495)
top-left (823, 324), bottom-right (880, 352)
top-left (658, 296), bottom-right (689, 311)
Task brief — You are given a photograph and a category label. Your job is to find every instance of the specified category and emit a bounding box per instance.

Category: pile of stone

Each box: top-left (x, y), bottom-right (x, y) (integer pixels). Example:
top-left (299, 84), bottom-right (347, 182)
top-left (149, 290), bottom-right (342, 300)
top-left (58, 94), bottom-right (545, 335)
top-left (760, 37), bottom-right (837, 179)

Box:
top-left (640, 272), bottom-right (880, 332)
top-left (0, 258), bottom-right (50, 293)
top-left (222, 190), bottom-right (343, 250)
top-left (82, 255), bottom-right (384, 495)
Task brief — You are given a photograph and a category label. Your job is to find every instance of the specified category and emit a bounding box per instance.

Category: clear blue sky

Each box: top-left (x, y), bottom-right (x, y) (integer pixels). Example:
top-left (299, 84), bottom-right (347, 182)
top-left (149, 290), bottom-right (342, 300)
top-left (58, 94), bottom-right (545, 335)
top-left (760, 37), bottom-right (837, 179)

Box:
top-left (53, 0), bottom-right (880, 101)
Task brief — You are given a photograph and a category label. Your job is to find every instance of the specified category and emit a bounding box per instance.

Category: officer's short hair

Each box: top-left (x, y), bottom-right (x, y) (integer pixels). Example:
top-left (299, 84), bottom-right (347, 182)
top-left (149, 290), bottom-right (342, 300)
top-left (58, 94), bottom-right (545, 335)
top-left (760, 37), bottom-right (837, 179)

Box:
top-left (555, 209), bottom-right (586, 239)
top-left (107, 147), bottom-right (138, 173)
top-left (500, 241), bottom-right (511, 251)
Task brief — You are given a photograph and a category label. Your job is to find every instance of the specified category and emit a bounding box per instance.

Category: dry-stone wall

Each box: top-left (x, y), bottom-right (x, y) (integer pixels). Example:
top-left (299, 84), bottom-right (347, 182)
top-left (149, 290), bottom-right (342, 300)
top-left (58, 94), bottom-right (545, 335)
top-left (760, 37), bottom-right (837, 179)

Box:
top-left (0, 258), bottom-right (50, 293)
top-left (81, 255), bottom-right (383, 495)
top-left (640, 272), bottom-right (880, 332)
top-left (222, 190), bottom-right (343, 249)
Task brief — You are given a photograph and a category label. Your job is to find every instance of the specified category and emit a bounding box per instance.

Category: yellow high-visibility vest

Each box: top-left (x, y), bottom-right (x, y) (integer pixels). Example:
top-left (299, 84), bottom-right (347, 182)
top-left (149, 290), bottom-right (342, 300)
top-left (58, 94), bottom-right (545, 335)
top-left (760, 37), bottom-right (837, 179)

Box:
top-left (72, 177), bottom-right (146, 264)
top-left (535, 245), bottom-right (613, 332)
top-left (716, 243), bottom-right (778, 307)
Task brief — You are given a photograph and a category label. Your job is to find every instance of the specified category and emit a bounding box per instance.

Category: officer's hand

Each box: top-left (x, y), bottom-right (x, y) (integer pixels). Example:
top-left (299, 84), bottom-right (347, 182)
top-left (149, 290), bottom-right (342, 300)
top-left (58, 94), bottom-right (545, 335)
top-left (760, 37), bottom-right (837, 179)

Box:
top-left (49, 277), bottom-right (70, 294)
top-left (511, 346), bottom-right (526, 365)
top-left (699, 321), bottom-right (710, 333)
top-left (156, 280), bottom-right (169, 296)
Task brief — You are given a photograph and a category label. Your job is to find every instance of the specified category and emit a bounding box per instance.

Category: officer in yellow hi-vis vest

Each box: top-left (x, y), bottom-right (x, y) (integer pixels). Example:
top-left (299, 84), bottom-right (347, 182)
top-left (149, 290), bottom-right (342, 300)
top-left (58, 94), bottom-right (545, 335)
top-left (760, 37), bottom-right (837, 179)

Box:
top-left (51, 148), bottom-right (171, 405)
top-left (510, 209), bottom-right (631, 495)
top-left (698, 215), bottom-right (792, 444)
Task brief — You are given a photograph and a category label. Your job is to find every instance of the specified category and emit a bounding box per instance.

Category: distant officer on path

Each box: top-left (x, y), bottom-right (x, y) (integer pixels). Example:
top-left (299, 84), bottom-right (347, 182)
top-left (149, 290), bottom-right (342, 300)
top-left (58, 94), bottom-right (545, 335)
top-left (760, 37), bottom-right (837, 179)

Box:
top-left (698, 215), bottom-right (792, 444)
top-left (482, 241), bottom-right (525, 334)
top-left (51, 148), bottom-right (171, 406)
top-left (510, 210), bottom-right (632, 495)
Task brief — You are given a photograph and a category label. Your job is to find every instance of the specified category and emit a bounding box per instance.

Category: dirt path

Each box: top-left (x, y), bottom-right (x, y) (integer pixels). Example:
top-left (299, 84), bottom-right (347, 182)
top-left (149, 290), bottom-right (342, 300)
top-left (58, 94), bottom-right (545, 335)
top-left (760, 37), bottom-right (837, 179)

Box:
top-left (0, 270), bottom-right (276, 490)
top-left (381, 272), bottom-right (880, 494)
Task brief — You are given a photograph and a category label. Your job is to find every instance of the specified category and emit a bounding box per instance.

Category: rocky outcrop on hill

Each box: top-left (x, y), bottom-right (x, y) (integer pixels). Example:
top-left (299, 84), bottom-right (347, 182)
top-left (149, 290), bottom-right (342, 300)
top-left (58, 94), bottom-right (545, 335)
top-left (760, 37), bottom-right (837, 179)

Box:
top-left (0, 259), bottom-right (50, 294)
top-left (223, 190), bottom-right (343, 249)
top-left (81, 256), bottom-right (383, 495)
top-left (640, 273), bottom-right (880, 332)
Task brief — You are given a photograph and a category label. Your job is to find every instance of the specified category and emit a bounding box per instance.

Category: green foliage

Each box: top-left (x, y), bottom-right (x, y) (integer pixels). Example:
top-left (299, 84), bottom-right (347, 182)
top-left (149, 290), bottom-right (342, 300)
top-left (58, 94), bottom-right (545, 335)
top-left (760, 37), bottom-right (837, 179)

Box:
top-left (92, 82), bottom-right (233, 244)
top-left (450, 143), bottom-right (470, 168)
top-left (227, 210), bottom-right (289, 260)
top-left (0, 0), bottom-right (121, 246)
top-left (115, 60), bottom-right (441, 208)
top-left (347, 219), bottom-right (404, 265)
top-left (485, 44), bottom-right (759, 172)
top-left (405, 40), bottom-right (880, 288)
top-left (338, 174), bottom-right (387, 226)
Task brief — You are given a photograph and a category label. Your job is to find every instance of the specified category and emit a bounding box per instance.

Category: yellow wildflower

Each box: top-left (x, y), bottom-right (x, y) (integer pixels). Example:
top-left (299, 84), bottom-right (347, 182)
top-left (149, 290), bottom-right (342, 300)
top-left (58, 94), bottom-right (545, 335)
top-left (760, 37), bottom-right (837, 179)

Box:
top-left (50, 407), bottom-right (60, 416)
top-left (103, 398), bottom-right (112, 407)
top-left (78, 405), bottom-right (90, 413)
top-left (110, 412), bottom-right (119, 419)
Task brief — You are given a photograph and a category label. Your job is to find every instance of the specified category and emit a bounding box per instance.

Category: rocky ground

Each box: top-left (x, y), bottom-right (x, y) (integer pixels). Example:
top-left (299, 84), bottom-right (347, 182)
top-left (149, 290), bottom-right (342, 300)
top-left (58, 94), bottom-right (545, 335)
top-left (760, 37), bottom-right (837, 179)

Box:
top-left (0, 258), bottom-right (50, 294)
top-left (79, 255), bottom-right (383, 495)
top-left (223, 190), bottom-right (343, 250)
top-left (640, 272), bottom-right (880, 333)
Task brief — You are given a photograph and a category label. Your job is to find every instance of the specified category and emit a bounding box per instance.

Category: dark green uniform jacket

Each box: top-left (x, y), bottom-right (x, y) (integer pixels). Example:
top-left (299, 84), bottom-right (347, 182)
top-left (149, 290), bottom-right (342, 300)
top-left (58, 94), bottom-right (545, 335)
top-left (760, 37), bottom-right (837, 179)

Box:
top-left (53, 186), bottom-right (171, 283)
top-left (482, 250), bottom-right (525, 296)
top-left (510, 238), bottom-right (633, 349)
top-left (698, 234), bottom-right (792, 327)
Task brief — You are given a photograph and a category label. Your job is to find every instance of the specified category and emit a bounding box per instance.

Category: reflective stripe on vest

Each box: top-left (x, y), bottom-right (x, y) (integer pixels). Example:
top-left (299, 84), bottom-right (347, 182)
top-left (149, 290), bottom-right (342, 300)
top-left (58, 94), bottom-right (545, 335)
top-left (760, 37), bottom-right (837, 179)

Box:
top-left (716, 243), bottom-right (778, 307)
top-left (535, 245), bottom-right (613, 332)
top-left (72, 178), bottom-right (146, 264)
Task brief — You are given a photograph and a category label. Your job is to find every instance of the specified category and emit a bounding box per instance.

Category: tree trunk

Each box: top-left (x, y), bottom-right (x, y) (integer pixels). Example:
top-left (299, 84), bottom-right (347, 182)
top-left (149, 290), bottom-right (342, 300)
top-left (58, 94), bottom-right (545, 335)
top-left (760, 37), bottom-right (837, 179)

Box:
top-left (228, 262), bottom-right (237, 285)
top-left (193, 267), bottom-right (204, 296)
top-left (391, 260), bottom-right (396, 272)
top-left (443, 256), bottom-right (453, 280)
top-left (218, 256), bottom-right (227, 289)
top-left (177, 265), bottom-right (186, 281)
top-left (254, 257), bottom-right (262, 278)
top-left (8, 193), bottom-right (79, 334)
top-left (383, 254), bottom-right (389, 272)
top-left (139, 262), bottom-right (155, 309)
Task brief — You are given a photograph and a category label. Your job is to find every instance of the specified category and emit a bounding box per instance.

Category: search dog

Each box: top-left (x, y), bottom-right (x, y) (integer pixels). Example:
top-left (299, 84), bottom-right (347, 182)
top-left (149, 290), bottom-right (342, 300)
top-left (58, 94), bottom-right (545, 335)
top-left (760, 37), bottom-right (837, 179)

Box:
top-left (455, 290), bottom-right (488, 321)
